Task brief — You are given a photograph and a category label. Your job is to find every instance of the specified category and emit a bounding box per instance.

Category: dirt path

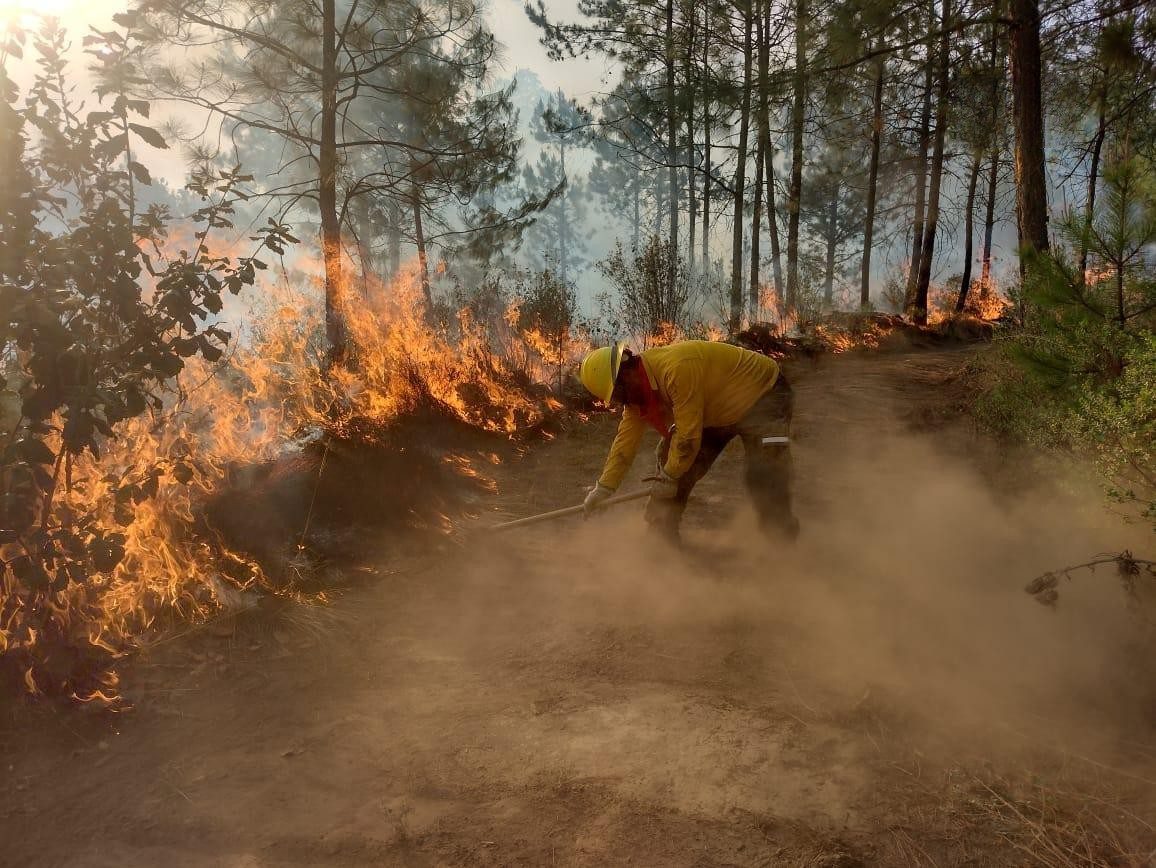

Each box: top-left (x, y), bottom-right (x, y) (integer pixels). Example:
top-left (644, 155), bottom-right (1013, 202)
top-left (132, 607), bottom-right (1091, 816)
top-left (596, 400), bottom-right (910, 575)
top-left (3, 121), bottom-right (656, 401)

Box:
top-left (3, 348), bottom-right (1155, 867)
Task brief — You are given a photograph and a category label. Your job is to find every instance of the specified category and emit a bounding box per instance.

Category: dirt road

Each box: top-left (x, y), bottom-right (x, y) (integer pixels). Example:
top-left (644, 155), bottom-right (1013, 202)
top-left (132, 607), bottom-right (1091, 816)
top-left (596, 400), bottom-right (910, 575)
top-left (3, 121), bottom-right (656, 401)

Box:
top-left (3, 348), bottom-right (1154, 867)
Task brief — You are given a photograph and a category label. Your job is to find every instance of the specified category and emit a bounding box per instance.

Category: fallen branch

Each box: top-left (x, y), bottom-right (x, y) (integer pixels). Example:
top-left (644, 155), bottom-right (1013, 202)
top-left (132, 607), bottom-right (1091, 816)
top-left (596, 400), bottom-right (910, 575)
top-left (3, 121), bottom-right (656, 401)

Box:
top-left (1025, 550), bottom-right (1156, 609)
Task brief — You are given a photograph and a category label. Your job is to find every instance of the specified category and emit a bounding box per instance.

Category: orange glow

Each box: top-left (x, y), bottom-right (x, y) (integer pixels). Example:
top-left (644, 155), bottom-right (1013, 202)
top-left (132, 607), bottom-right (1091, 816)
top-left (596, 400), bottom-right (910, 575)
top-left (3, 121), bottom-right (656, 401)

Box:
top-left (3, 253), bottom-right (566, 705)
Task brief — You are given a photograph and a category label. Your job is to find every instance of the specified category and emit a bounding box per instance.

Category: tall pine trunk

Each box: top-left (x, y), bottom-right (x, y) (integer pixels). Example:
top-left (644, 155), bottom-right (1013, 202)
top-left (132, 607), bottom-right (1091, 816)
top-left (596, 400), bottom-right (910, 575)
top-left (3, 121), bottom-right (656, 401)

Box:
top-left (980, 11), bottom-right (1001, 292)
top-left (665, 0), bottom-right (679, 290)
top-left (632, 176), bottom-right (641, 251)
top-left (729, 3), bottom-right (754, 332)
top-left (412, 186), bottom-right (431, 308)
top-left (750, 130), bottom-right (765, 318)
top-left (701, 13), bottom-right (712, 272)
top-left (1079, 87), bottom-right (1107, 279)
top-left (860, 53), bottom-right (885, 308)
top-left (905, 0), bottom-right (935, 312)
top-left (750, 0), bottom-right (770, 320)
top-left (823, 183), bottom-right (838, 304)
top-left (388, 218), bottom-right (401, 279)
top-left (913, 0), bottom-right (951, 325)
top-left (956, 151), bottom-right (983, 311)
top-left (764, 142), bottom-right (784, 305)
top-left (980, 149), bottom-right (999, 289)
top-left (686, 2), bottom-right (697, 273)
top-left (560, 141), bottom-right (570, 283)
top-left (785, 0), bottom-right (807, 311)
top-left (1009, 0), bottom-right (1049, 260)
top-left (320, 0), bottom-right (344, 363)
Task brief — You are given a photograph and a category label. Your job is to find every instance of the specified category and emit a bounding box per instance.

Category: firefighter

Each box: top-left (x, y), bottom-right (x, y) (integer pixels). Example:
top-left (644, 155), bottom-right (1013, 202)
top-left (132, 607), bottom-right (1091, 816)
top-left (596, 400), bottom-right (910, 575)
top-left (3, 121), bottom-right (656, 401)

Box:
top-left (578, 339), bottom-right (800, 544)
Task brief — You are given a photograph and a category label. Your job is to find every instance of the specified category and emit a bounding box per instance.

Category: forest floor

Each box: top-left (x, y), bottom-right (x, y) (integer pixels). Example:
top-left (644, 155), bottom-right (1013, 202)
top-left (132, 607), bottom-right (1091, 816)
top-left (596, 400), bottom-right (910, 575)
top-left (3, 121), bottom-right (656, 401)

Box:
top-left (3, 346), bottom-right (1156, 867)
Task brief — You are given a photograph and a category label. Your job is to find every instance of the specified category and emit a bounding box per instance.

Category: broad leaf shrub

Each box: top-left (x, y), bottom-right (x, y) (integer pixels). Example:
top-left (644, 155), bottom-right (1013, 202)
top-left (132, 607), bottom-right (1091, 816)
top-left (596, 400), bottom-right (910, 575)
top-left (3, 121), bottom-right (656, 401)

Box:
top-left (0, 19), bottom-right (295, 703)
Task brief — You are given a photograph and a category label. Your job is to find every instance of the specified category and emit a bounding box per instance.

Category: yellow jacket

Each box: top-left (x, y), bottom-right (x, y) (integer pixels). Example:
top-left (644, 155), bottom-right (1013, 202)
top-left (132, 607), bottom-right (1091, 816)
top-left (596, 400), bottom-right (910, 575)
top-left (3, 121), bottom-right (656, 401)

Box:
top-left (598, 340), bottom-right (779, 490)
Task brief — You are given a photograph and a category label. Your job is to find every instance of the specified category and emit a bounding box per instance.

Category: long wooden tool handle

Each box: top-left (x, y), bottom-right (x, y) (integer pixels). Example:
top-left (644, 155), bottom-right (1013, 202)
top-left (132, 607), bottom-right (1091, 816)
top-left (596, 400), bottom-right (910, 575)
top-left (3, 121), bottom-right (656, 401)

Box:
top-left (489, 488), bottom-right (651, 532)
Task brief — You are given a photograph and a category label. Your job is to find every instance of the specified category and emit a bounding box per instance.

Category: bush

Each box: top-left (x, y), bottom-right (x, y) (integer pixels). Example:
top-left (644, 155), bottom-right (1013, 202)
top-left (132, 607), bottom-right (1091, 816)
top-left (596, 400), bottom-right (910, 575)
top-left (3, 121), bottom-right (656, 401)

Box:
top-left (599, 235), bottom-right (701, 341)
top-left (0, 21), bottom-right (293, 702)
top-left (974, 152), bottom-right (1156, 527)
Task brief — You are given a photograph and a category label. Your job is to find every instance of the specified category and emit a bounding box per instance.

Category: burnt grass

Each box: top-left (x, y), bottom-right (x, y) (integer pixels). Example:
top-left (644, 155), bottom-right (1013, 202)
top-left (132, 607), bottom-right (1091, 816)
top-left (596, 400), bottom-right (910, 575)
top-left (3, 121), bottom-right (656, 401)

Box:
top-left (201, 404), bottom-right (560, 594)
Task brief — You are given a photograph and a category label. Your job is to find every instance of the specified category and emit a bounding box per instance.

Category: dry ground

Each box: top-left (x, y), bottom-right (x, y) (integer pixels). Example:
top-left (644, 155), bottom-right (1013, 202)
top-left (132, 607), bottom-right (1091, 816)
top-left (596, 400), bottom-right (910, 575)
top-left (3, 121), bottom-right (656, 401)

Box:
top-left (2, 347), bottom-right (1155, 867)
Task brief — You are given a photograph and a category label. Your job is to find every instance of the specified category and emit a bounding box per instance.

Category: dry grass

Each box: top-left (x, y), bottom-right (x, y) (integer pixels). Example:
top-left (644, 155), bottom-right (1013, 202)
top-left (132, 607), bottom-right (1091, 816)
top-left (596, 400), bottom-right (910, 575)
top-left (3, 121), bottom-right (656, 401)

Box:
top-left (967, 773), bottom-right (1156, 867)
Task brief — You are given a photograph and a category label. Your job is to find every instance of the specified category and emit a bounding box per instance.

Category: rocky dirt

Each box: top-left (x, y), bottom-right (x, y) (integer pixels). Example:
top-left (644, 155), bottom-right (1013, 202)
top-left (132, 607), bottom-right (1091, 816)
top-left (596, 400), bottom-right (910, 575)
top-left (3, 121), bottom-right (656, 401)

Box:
top-left (2, 347), bottom-right (1154, 867)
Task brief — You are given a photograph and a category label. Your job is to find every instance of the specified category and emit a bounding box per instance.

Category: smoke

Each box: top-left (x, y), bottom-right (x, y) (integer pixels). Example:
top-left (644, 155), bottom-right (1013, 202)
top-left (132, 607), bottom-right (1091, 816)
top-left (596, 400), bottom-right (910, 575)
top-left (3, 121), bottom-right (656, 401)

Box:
top-left (460, 381), bottom-right (1155, 797)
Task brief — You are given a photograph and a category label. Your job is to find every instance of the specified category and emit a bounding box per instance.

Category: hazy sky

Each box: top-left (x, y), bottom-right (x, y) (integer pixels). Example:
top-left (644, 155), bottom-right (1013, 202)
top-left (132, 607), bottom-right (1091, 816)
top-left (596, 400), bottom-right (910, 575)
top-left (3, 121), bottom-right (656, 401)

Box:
top-left (1, 0), bottom-right (611, 96)
top-left (2, 0), bottom-right (613, 181)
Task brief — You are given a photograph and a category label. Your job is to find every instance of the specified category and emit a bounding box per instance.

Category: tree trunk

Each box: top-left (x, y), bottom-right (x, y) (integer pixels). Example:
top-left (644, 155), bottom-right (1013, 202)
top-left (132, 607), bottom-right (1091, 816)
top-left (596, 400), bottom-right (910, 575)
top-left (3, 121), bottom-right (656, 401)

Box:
top-left (388, 219), bottom-right (401, 279)
top-left (860, 54), bottom-right (885, 308)
top-left (980, 11), bottom-right (1001, 293)
top-left (320, 0), bottom-right (344, 363)
top-left (701, 10), bottom-right (711, 272)
top-left (1079, 89), bottom-right (1107, 279)
top-left (764, 142), bottom-right (784, 306)
top-left (956, 150), bottom-right (982, 312)
top-left (1009, 0), bottom-right (1049, 260)
top-left (823, 183), bottom-right (838, 305)
top-left (913, 0), bottom-right (951, 325)
top-left (729, 3), bottom-right (754, 332)
top-left (665, 0), bottom-right (679, 290)
top-left (412, 186), bottom-right (431, 308)
top-left (785, 0), bottom-right (807, 311)
top-left (750, 130), bottom-right (764, 319)
top-left (686, 2), bottom-right (697, 274)
top-left (905, 0), bottom-right (935, 313)
top-left (980, 150), bottom-right (999, 290)
top-left (632, 176), bottom-right (641, 251)
top-left (560, 140), bottom-right (569, 283)
top-left (750, 0), bottom-right (769, 320)
top-left (353, 197), bottom-right (374, 297)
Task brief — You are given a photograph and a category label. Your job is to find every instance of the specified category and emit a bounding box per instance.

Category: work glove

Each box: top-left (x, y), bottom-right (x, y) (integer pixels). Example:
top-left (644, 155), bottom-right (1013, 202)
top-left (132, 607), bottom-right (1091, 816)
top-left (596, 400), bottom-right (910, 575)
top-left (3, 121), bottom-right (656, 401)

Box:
top-left (646, 468), bottom-right (679, 501)
top-left (583, 484), bottom-right (615, 516)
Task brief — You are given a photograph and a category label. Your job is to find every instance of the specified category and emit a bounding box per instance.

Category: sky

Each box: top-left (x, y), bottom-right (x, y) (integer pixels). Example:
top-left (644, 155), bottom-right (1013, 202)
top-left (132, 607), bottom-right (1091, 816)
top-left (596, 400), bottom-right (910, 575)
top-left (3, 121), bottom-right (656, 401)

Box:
top-left (2, 0), bottom-right (614, 182)
top-left (1, 0), bottom-right (611, 96)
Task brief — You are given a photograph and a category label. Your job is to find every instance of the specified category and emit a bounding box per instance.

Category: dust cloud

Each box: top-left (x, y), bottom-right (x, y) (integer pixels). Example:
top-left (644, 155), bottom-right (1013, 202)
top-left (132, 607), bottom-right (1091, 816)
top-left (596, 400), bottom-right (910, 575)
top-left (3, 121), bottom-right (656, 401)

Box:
top-left (451, 365), bottom-right (1156, 825)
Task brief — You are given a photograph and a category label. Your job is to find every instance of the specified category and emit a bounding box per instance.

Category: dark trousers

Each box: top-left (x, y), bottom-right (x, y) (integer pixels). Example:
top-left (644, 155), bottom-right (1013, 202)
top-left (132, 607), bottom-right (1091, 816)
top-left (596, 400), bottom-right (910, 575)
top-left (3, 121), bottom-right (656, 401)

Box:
top-left (649, 374), bottom-right (799, 543)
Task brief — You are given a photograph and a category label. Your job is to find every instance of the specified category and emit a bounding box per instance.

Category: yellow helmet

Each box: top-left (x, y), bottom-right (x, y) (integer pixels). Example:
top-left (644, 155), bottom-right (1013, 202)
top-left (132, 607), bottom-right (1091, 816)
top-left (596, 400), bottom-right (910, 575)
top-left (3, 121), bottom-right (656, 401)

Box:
top-left (578, 342), bottom-right (626, 404)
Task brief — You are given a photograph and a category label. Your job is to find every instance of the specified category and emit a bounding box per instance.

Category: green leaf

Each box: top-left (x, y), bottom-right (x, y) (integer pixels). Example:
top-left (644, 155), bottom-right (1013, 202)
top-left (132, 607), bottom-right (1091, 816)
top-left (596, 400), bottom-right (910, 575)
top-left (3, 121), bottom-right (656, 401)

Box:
top-left (12, 556), bottom-right (50, 590)
top-left (129, 161), bottom-right (152, 186)
top-left (94, 132), bottom-right (129, 159)
top-left (123, 387), bottom-right (146, 416)
top-left (16, 437), bottom-right (56, 466)
top-left (173, 337), bottom-right (200, 358)
top-left (88, 531), bottom-right (129, 573)
top-left (200, 340), bottom-right (223, 363)
top-left (128, 123), bottom-right (168, 150)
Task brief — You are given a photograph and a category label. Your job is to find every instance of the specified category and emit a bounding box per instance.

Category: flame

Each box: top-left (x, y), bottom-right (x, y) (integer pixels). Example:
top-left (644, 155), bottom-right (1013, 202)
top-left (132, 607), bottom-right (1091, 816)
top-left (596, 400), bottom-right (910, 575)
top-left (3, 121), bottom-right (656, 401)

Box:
top-left (2, 255), bottom-right (561, 705)
top-left (504, 299), bottom-right (592, 391)
top-left (927, 278), bottom-right (1009, 325)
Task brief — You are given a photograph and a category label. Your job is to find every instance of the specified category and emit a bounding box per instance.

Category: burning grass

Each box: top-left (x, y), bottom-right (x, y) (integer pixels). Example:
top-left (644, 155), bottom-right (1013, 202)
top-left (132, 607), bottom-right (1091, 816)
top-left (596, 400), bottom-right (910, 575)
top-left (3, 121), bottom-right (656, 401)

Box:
top-left (1, 263), bottom-right (566, 707)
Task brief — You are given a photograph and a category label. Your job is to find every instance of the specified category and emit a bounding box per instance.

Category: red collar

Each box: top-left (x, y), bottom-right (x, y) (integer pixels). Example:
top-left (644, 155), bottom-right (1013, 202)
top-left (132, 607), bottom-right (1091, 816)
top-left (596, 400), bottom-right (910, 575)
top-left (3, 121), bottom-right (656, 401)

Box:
top-left (635, 360), bottom-right (670, 435)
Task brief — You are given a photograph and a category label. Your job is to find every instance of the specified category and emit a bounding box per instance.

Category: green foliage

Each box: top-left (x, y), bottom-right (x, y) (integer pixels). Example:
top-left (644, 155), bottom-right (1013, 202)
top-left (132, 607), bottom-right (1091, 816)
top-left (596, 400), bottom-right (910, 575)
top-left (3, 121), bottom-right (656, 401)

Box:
top-left (0, 20), bottom-right (295, 700)
top-left (514, 268), bottom-right (578, 392)
top-left (975, 153), bottom-right (1156, 527)
top-left (598, 235), bottom-right (700, 341)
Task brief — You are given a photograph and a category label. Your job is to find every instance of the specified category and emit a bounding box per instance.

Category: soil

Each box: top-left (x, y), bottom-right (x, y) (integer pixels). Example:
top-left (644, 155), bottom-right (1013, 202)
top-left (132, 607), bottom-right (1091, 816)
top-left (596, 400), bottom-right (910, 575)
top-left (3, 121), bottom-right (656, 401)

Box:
top-left (2, 347), bottom-right (1155, 867)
